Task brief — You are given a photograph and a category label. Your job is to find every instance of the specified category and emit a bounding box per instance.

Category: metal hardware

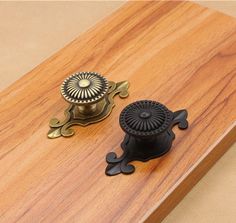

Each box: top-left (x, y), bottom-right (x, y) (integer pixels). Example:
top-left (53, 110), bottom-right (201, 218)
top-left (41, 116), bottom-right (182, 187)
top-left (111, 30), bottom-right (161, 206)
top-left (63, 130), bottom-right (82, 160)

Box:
top-left (105, 100), bottom-right (188, 176)
top-left (48, 72), bottom-right (129, 139)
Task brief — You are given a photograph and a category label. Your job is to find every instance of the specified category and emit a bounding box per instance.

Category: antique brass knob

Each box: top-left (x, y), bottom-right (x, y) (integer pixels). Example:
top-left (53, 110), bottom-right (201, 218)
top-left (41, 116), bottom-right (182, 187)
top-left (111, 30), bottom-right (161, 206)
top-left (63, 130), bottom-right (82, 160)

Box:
top-left (48, 71), bottom-right (130, 139)
top-left (105, 100), bottom-right (188, 176)
top-left (61, 72), bottom-right (109, 115)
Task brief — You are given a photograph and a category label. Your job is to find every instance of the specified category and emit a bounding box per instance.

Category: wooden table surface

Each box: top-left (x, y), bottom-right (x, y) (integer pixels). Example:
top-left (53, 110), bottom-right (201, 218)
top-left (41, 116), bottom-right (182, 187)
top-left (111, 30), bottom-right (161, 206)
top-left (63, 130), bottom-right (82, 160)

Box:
top-left (0, 1), bottom-right (236, 223)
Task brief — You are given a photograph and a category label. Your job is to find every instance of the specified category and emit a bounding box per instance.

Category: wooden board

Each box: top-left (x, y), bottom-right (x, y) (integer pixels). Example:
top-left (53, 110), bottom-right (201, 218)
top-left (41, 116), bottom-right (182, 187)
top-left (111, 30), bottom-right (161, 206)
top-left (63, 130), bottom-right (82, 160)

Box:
top-left (0, 1), bottom-right (236, 222)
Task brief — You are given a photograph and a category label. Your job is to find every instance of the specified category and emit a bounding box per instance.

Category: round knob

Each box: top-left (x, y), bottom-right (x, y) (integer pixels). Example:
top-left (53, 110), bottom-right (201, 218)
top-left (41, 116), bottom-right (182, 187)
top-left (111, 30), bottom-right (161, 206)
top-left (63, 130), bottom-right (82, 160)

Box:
top-left (105, 100), bottom-right (188, 176)
top-left (119, 100), bottom-right (173, 138)
top-left (61, 72), bottom-right (109, 114)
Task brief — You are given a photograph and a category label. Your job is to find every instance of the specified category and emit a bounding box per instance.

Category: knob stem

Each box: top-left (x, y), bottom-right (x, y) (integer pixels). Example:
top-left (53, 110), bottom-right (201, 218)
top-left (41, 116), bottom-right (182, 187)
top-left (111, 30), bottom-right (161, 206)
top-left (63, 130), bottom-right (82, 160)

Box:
top-left (78, 104), bottom-right (97, 115)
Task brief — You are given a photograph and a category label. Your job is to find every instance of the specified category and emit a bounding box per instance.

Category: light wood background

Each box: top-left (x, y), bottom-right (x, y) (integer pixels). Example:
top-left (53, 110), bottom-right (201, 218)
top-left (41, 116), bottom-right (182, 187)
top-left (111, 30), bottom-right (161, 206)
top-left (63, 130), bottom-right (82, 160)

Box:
top-left (0, 2), bottom-right (235, 223)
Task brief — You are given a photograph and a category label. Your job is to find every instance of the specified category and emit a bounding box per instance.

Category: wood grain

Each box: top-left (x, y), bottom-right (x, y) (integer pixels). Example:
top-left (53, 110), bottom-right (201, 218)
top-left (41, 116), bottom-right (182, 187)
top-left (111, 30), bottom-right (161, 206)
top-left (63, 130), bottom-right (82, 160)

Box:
top-left (0, 1), bottom-right (236, 223)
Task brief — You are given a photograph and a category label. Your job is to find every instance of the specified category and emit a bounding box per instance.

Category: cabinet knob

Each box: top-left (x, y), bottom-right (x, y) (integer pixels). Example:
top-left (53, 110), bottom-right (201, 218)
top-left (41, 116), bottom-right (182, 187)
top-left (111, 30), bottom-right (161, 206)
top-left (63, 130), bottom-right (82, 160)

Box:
top-left (48, 72), bottom-right (129, 139)
top-left (61, 72), bottom-right (109, 115)
top-left (105, 100), bottom-right (188, 176)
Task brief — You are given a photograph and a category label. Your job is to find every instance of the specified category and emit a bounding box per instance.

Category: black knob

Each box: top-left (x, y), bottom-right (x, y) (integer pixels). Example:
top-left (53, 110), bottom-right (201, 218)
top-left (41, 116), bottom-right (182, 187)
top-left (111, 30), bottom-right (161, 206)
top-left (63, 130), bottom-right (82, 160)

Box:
top-left (105, 100), bottom-right (188, 176)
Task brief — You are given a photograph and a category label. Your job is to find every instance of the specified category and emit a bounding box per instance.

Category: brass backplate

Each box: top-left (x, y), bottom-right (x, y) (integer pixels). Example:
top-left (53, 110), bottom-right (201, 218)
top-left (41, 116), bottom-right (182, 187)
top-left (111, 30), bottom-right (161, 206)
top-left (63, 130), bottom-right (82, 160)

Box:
top-left (47, 81), bottom-right (129, 138)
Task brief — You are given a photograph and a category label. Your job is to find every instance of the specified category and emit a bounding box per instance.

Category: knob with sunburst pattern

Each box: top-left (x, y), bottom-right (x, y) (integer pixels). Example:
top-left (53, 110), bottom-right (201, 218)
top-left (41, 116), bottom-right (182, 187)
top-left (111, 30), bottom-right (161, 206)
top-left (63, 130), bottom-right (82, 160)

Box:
top-left (119, 100), bottom-right (173, 138)
top-left (105, 100), bottom-right (188, 176)
top-left (61, 72), bottom-right (109, 114)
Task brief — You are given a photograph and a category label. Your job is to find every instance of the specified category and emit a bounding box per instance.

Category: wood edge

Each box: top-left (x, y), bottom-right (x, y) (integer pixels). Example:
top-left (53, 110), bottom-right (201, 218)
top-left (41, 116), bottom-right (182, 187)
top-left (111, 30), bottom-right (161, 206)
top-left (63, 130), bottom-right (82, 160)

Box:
top-left (0, 1), bottom-right (128, 95)
top-left (142, 121), bottom-right (236, 223)
top-left (193, 1), bottom-right (236, 21)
